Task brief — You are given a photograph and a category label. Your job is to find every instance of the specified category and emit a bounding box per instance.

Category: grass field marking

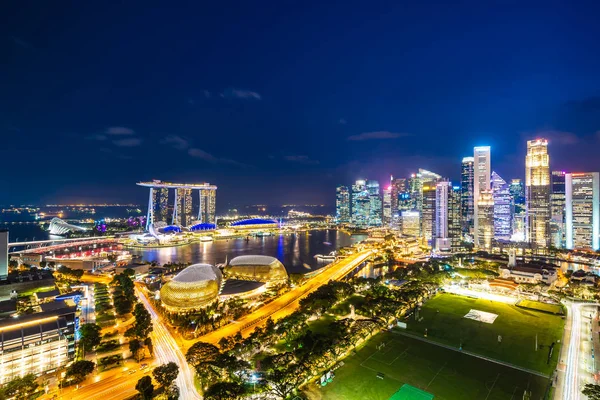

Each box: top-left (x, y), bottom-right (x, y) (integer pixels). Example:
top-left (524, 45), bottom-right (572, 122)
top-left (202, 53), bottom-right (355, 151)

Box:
top-left (484, 373), bottom-right (500, 400)
top-left (357, 361), bottom-right (403, 383)
top-left (386, 346), bottom-right (410, 366)
top-left (426, 361), bottom-right (447, 389)
top-left (509, 385), bottom-right (518, 400)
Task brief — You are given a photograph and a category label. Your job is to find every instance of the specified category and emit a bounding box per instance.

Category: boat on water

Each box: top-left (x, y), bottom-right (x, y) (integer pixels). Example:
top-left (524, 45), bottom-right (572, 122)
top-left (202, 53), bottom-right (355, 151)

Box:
top-left (199, 236), bottom-right (213, 242)
top-left (255, 231), bottom-right (274, 237)
top-left (323, 241), bottom-right (332, 246)
top-left (314, 251), bottom-right (337, 262)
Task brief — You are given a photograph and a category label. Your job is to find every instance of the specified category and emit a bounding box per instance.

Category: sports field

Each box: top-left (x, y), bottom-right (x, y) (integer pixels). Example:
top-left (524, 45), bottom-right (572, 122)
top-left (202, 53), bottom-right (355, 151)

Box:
top-left (313, 331), bottom-right (549, 400)
top-left (516, 299), bottom-right (564, 315)
top-left (405, 293), bottom-right (564, 374)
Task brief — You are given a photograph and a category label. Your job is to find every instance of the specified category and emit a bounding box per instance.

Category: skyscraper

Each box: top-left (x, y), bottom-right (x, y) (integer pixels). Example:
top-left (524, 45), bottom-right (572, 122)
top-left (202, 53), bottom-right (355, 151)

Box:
top-left (565, 172), bottom-right (599, 250)
top-left (435, 182), bottom-right (461, 251)
top-left (473, 146), bottom-right (491, 247)
top-left (491, 171), bottom-right (513, 240)
top-left (477, 190), bottom-right (494, 250)
top-left (199, 189), bottom-right (217, 224)
top-left (461, 157), bottom-right (475, 237)
top-left (351, 180), bottom-right (369, 227)
top-left (550, 171), bottom-right (566, 248)
top-left (335, 185), bottom-right (351, 223)
top-left (510, 179), bottom-right (526, 241)
top-left (525, 139), bottom-right (551, 248)
top-left (422, 184), bottom-right (437, 242)
top-left (382, 185), bottom-right (392, 225)
top-left (390, 177), bottom-right (407, 214)
top-left (366, 180), bottom-right (382, 226)
top-left (158, 188), bottom-right (169, 222)
top-left (449, 186), bottom-right (462, 250)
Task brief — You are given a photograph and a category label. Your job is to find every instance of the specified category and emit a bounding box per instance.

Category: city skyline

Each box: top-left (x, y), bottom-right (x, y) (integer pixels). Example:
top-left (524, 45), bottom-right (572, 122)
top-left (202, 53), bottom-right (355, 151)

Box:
top-left (2, 2), bottom-right (600, 206)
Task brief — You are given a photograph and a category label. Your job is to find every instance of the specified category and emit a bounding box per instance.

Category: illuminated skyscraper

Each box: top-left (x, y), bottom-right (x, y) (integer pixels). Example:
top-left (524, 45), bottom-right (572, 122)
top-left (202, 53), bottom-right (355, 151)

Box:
top-left (383, 185), bottom-right (392, 225)
top-left (477, 190), bottom-right (494, 250)
top-left (565, 172), bottom-right (599, 250)
top-left (449, 186), bottom-right (462, 250)
top-left (335, 185), bottom-right (350, 223)
top-left (351, 180), bottom-right (369, 227)
top-left (199, 189), bottom-right (216, 224)
top-left (550, 171), bottom-right (566, 248)
top-left (473, 146), bottom-right (491, 247)
top-left (491, 171), bottom-right (513, 240)
top-left (390, 177), bottom-right (407, 214)
top-left (422, 184), bottom-right (437, 241)
top-left (158, 188), bottom-right (169, 222)
top-left (366, 180), bottom-right (382, 226)
top-left (510, 179), bottom-right (526, 241)
top-left (401, 211), bottom-right (420, 237)
top-left (461, 157), bottom-right (474, 236)
top-left (525, 139), bottom-right (551, 248)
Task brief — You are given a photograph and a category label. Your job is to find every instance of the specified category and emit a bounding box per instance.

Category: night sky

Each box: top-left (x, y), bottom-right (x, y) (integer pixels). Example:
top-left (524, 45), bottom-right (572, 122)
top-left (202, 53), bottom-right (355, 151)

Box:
top-left (2, 2), bottom-right (600, 208)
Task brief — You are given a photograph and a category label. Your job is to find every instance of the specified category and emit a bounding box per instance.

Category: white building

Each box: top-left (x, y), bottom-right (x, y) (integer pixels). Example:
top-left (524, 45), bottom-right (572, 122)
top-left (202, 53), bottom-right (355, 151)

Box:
top-left (565, 172), bottom-right (600, 250)
top-left (473, 146), bottom-right (491, 248)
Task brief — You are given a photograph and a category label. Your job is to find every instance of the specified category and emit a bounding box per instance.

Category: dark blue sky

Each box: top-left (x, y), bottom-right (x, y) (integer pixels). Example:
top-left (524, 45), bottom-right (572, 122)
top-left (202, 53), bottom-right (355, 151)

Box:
top-left (2, 1), bottom-right (600, 208)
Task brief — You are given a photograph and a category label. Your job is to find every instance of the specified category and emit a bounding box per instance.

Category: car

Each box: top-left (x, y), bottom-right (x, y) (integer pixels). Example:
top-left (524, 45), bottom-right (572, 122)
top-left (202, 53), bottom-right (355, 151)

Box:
top-left (141, 363), bottom-right (148, 369)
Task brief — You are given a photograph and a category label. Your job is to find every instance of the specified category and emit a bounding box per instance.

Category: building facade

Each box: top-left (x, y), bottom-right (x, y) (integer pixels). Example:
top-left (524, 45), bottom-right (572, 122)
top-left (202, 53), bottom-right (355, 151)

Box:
top-left (401, 211), bottom-right (420, 237)
top-left (461, 157), bottom-right (475, 237)
top-left (421, 184), bottom-right (437, 242)
top-left (473, 146), bottom-right (491, 247)
top-left (476, 190), bottom-right (494, 250)
top-left (550, 171), bottom-right (566, 248)
top-left (382, 185), bottom-right (392, 225)
top-left (0, 230), bottom-right (7, 280)
top-left (335, 185), bottom-right (351, 223)
top-left (510, 179), bottom-right (526, 241)
top-left (525, 139), bottom-right (551, 248)
top-left (351, 180), bottom-right (369, 227)
top-left (565, 172), bottom-right (599, 250)
top-left (491, 171), bottom-right (513, 240)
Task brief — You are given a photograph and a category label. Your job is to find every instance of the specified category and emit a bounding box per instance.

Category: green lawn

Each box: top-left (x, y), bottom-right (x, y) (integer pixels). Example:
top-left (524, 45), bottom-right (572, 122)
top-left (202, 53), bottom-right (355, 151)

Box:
top-left (331, 295), bottom-right (367, 316)
top-left (315, 331), bottom-right (549, 400)
top-left (404, 293), bottom-right (564, 374)
top-left (516, 300), bottom-right (564, 315)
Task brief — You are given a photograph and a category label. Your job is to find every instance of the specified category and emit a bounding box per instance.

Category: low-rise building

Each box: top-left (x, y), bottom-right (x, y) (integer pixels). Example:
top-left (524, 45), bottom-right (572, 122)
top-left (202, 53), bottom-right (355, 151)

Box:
top-left (498, 263), bottom-right (557, 285)
top-left (0, 302), bottom-right (77, 383)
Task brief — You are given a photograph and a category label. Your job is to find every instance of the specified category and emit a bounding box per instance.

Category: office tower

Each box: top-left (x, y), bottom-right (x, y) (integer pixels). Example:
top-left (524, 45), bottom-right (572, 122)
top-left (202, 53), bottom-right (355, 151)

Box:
top-left (199, 189), bottom-right (217, 224)
top-left (383, 185), bottom-right (392, 225)
top-left (477, 190), bottom-right (494, 250)
top-left (510, 179), bottom-right (526, 241)
top-left (366, 180), bottom-right (382, 226)
top-left (565, 172), bottom-right (599, 250)
top-left (449, 186), bottom-right (462, 250)
top-left (0, 230), bottom-right (7, 280)
top-left (461, 157), bottom-right (475, 236)
top-left (177, 188), bottom-right (192, 226)
top-left (335, 185), bottom-right (351, 223)
top-left (491, 172), bottom-right (513, 240)
top-left (550, 171), bottom-right (566, 248)
top-left (422, 184), bottom-right (437, 242)
top-left (525, 139), bottom-right (551, 248)
top-left (390, 177), bottom-right (407, 213)
top-left (408, 173), bottom-right (420, 212)
top-left (473, 146), bottom-right (491, 247)
top-left (351, 180), bottom-right (369, 227)
top-left (401, 211), bottom-right (420, 237)
top-left (158, 188), bottom-right (169, 222)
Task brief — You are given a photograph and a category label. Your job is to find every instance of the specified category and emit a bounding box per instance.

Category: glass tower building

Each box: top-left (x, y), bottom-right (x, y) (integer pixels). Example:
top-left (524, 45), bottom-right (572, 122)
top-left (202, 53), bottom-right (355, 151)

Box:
top-left (550, 171), bottom-right (566, 248)
top-left (565, 172), bottom-right (600, 250)
top-left (525, 139), bottom-right (551, 248)
top-left (461, 157), bottom-right (474, 237)
top-left (335, 185), bottom-right (351, 223)
top-left (473, 146), bottom-right (491, 248)
top-left (491, 171), bottom-right (513, 240)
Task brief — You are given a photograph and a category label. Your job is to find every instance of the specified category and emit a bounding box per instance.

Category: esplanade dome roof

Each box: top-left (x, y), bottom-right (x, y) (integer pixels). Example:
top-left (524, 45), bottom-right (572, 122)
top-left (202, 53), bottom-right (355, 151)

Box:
top-left (225, 256), bottom-right (288, 284)
top-left (160, 264), bottom-right (222, 312)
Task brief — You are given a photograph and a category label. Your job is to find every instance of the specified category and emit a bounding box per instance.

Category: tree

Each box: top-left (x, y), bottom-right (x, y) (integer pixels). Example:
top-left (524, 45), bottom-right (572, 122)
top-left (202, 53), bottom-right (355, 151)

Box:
top-left (583, 384), bottom-right (600, 400)
top-left (124, 267), bottom-right (136, 277)
top-left (135, 376), bottom-right (154, 400)
top-left (130, 303), bottom-right (153, 339)
top-left (79, 323), bottom-right (102, 353)
top-left (65, 360), bottom-right (95, 383)
top-left (204, 382), bottom-right (245, 400)
top-left (0, 374), bottom-right (39, 400)
top-left (186, 341), bottom-right (220, 367)
top-left (153, 362), bottom-right (179, 388)
top-left (129, 339), bottom-right (142, 361)
top-left (144, 336), bottom-right (153, 355)
top-left (267, 365), bottom-right (305, 400)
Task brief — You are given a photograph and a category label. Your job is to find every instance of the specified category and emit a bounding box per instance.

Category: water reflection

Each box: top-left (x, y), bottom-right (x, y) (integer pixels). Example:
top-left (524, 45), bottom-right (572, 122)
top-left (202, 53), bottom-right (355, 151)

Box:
top-left (130, 229), bottom-right (367, 274)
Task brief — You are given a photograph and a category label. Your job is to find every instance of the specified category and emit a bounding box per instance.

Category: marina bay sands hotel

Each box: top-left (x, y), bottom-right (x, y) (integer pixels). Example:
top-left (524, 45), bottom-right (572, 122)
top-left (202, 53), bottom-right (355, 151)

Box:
top-left (137, 180), bottom-right (217, 230)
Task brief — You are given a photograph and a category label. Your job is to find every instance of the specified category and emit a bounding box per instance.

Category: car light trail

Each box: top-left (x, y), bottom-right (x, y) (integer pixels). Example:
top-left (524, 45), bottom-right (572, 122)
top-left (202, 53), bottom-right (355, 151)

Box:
top-left (136, 287), bottom-right (201, 399)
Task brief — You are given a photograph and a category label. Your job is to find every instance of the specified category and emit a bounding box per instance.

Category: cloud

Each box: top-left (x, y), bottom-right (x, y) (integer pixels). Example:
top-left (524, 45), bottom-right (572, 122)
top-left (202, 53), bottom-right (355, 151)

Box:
top-left (347, 131), bottom-right (410, 141)
top-left (204, 90), bottom-right (211, 98)
top-left (188, 148), bottom-right (218, 162)
top-left (161, 135), bottom-right (189, 150)
top-left (113, 137), bottom-right (142, 147)
top-left (11, 36), bottom-right (33, 49)
top-left (284, 155), bottom-right (320, 165)
top-left (523, 130), bottom-right (580, 145)
top-left (338, 118), bottom-right (347, 125)
top-left (106, 126), bottom-right (135, 135)
top-left (221, 88), bottom-right (262, 100)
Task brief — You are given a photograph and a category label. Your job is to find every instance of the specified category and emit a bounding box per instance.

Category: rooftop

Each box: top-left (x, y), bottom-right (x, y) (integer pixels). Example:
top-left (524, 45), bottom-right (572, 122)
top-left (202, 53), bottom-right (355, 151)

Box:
top-left (229, 255), bottom-right (279, 266)
top-left (172, 264), bottom-right (222, 283)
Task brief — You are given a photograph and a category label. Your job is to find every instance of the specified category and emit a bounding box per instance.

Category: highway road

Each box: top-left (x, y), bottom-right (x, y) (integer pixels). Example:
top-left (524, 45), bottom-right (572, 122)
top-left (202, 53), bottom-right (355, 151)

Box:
top-left (136, 287), bottom-right (201, 399)
top-left (199, 249), bottom-right (373, 345)
top-left (558, 301), bottom-right (600, 400)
